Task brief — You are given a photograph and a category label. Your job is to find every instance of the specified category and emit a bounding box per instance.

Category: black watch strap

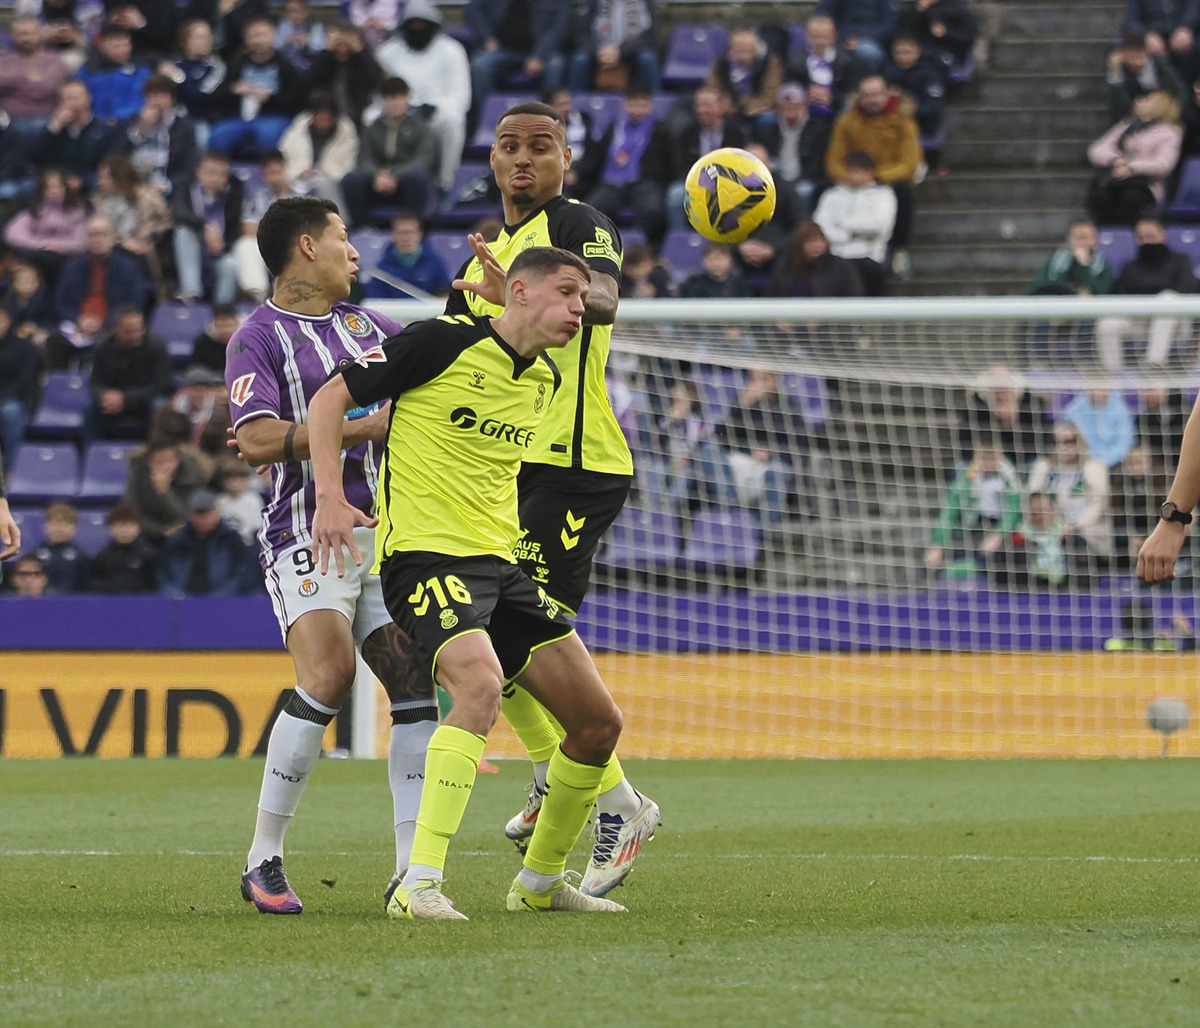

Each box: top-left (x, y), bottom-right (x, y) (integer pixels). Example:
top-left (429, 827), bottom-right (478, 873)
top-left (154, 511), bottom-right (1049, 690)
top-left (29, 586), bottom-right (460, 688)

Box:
top-left (1161, 501), bottom-right (1193, 526)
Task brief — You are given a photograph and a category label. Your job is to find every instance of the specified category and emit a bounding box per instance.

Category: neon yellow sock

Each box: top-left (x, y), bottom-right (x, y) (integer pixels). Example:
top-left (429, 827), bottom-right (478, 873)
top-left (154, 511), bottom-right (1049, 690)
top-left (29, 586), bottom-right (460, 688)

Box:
top-left (501, 685), bottom-right (562, 763)
top-left (524, 747), bottom-right (605, 876)
top-left (408, 725), bottom-right (486, 873)
top-left (599, 752), bottom-right (625, 795)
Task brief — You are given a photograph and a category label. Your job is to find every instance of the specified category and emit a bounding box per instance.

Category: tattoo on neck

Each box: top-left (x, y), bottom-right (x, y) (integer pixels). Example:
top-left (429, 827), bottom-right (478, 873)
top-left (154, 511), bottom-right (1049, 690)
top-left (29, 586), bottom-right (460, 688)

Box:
top-left (280, 279), bottom-right (322, 303)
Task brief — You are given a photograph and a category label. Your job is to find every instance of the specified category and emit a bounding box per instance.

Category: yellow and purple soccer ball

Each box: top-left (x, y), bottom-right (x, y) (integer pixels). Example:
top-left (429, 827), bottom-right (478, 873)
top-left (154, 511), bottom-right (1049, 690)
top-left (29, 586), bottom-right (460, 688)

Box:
top-left (683, 147), bottom-right (777, 244)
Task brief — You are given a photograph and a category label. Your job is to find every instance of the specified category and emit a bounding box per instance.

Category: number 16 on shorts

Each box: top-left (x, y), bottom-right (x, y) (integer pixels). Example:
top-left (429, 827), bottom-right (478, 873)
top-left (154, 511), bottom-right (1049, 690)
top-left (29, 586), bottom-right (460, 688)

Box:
top-left (409, 575), bottom-right (473, 631)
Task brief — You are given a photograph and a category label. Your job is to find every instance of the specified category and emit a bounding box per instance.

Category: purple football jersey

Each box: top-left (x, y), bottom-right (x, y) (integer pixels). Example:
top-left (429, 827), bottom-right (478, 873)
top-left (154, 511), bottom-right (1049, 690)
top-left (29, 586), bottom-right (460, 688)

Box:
top-left (225, 300), bottom-right (404, 566)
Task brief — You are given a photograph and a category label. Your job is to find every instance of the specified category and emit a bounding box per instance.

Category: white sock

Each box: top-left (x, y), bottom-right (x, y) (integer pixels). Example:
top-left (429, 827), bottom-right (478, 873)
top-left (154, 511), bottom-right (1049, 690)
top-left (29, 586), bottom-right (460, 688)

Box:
top-left (517, 867), bottom-right (562, 893)
top-left (402, 863), bottom-right (443, 889)
top-left (597, 777), bottom-right (641, 820)
top-left (246, 688), bottom-right (337, 868)
top-left (389, 705), bottom-right (438, 876)
top-left (531, 759), bottom-right (550, 792)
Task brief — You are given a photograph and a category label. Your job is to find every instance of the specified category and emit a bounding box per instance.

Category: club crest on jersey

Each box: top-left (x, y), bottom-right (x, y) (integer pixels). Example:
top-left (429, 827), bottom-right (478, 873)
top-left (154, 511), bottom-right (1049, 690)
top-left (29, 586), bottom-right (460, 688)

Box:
top-left (230, 373), bottom-right (255, 406)
top-left (342, 312), bottom-right (374, 337)
top-left (299, 578), bottom-right (319, 597)
top-left (469, 371), bottom-right (486, 390)
top-left (439, 608), bottom-right (459, 630)
top-left (534, 383), bottom-right (546, 413)
top-left (353, 345), bottom-right (386, 367)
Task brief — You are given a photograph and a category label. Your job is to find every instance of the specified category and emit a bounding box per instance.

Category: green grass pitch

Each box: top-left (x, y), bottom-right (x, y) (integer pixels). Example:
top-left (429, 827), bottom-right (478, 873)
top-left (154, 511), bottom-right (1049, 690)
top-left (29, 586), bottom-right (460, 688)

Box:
top-left (3, 758), bottom-right (1200, 1027)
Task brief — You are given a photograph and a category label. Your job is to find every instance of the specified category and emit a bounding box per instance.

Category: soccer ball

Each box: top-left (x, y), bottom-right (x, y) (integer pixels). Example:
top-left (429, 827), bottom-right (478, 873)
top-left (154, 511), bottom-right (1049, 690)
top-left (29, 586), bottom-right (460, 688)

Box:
top-left (683, 147), bottom-right (777, 244)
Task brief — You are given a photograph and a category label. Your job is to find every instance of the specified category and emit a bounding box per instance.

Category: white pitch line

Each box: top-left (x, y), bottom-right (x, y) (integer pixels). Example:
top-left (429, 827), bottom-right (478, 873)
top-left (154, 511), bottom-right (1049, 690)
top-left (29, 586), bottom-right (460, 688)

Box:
top-left (1, 849), bottom-right (1198, 865)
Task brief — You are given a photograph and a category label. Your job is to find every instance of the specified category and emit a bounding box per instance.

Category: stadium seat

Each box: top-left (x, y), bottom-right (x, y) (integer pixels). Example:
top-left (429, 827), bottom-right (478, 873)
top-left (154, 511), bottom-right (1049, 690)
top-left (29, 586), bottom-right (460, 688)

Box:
top-left (77, 442), bottom-right (139, 505)
top-left (661, 229), bottom-right (708, 282)
top-left (575, 92), bottom-right (626, 140)
top-left (349, 228), bottom-right (389, 274)
top-left (6, 443), bottom-right (79, 504)
top-left (27, 372), bottom-right (88, 440)
top-left (438, 161), bottom-right (502, 226)
top-left (10, 507), bottom-right (45, 550)
top-left (468, 93), bottom-right (538, 153)
top-left (1166, 226), bottom-right (1200, 274)
top-left (681, 507), bottom-right (762, 569)
top-left (1170, 157), bottom-right (1200, 220)
top-left (663, 25), bottom-right (730, 88)
top-left (693, 364), bottom-right (745, 425)
top-left (73, 508), bottom-right (111, 555)
top-left (919, 121), bottom-right (948, 155)
top-left (150, 303), bottom-right (213, 366)
top-left (601, 506), bottom-right (682, 570)
top-left (780, 372), bottom-right (831, 430)
top-left (425, 232), bottom-right (472, 276)
top-left (947, 52), bottom-right (975, 85)
top-left (787, 25), bottom-right (806, 59)
top-left (1096, 227), bottom-right (1137, 276)
top-left (621, 226), bottom-right (648, 250)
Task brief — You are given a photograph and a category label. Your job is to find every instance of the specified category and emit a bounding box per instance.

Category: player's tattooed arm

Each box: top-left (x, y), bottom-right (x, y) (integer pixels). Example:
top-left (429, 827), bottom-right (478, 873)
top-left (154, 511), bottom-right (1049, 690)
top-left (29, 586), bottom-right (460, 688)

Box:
top-left (361, 622), bottom-right (435, 702)
top-left (582, 271), bottom-right (619, 326)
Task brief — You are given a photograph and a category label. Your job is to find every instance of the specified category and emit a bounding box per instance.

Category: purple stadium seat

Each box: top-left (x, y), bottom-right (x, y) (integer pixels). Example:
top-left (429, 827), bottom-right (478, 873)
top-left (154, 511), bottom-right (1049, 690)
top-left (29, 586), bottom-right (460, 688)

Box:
top-left (1097, 227), bottom-right (1137, 276)
top-left (651, 93), bottom-right (677, 124)
top-left (27, 372), bottom-right (88, 440)
top-left (350, 228), bottom-right (389, 274)
top-left (780, 372), bottom-right (830, 430)
top-left (439, 161), bottom-right (502, 226)
top-left (1165, 226), bottom-right (1200, 274)
top-left (575, 92), bottom-right (626, 140)
top-left (1170, 157), bottom-right (1200, 220)
top-left (77, 442), bottom-right (139, 504)
top-left (663, 25), bottom-right (730, 88)
top-left (787, 25), bottom-right (807, 58)
top-left (7, 443), bottom-right (79, 504)
top-left (469, 93), bottom-right (538, 153)
top-left (920, 121), bottom-right (948, 154)
top-left (947, 52), bottom-right (975, 85)
top-left (10, 507), bottom-right (45, 550)
top-left (74, 508), bottom-right (111, 555)
top-left (621, 226), bottom-right (648, 250)
top-left (681, 508), bottom-right (762, 568)
top-left (601, 507), bottom-right (682, 570)
top-left (661, 229), bottom-right (708, 282)
top-left (150, 303), bottom-right (214, 365)
top-left (425, 232), bottom-right (473, 277)
top-left (693, 364), bottom-right (745, 425)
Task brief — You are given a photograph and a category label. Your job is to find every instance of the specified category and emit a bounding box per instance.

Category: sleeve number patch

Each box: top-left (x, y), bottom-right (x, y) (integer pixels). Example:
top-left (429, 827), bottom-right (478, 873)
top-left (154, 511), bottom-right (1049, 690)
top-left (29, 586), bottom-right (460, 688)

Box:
top-left (230, 373), bottom-right (256, 406)
top-left (408, 575), bottom-right (472, 616)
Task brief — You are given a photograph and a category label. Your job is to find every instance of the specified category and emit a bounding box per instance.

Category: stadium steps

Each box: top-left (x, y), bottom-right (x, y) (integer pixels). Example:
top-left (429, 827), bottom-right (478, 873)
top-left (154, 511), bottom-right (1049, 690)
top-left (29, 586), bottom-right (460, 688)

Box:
top-left (921, 170), bottom-right (1093, 210)
top-left (913, 208), bottom-right (1075, 244)
top-left (939, 137), bottom-right (1094, 171)
top-left (989, 37), bottom-right (1113, 75)
top-left (971, 73), bottom-right (1106, 109)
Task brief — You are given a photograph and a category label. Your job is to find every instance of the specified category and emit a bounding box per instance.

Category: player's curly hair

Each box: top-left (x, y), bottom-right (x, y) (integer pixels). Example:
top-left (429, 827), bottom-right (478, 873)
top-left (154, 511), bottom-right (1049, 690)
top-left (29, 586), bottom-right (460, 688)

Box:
top-left (257, 195), bottom-right (341, 277)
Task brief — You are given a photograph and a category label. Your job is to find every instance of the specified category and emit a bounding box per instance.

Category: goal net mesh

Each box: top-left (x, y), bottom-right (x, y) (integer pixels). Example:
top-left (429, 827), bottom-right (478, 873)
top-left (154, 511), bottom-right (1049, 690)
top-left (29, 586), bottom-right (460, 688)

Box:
top-left (372, 297), bottom-right (1200, 759)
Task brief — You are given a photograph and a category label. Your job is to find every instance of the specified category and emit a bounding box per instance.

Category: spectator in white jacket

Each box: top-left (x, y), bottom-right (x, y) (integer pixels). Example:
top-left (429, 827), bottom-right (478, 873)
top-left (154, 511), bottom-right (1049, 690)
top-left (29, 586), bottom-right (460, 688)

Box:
top-left (277, 93), bottom-right (359, 214)
top-left (373, 0), bottom-right (471, 198)
top-left (812, 149), bottom-right (896, 295)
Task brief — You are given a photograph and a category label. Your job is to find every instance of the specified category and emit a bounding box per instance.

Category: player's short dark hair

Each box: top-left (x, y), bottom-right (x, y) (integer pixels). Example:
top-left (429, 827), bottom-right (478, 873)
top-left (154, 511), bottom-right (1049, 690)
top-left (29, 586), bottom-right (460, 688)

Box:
top-left (107, 502), bottom-right (140, 526)
top-left (257, 195), bottom-right (341, 277)
top-left (497, 101), bottom-right (567, 144)
top-left (381, 76), bottom-right (410, 97)
top-left (507, 246), bottom-right (591, 285)
top-left (260, 148), bottom-right (286, 166)
top-left (144, 74), bottom-right (176, 98)
top-left (845, 150), bottom-right (876, 171)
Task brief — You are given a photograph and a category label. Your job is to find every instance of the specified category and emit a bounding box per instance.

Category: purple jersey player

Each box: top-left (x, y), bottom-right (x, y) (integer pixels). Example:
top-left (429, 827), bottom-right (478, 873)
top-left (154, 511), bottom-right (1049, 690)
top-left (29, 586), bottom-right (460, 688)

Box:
top-left (228, 196), bottom-right (436, 916)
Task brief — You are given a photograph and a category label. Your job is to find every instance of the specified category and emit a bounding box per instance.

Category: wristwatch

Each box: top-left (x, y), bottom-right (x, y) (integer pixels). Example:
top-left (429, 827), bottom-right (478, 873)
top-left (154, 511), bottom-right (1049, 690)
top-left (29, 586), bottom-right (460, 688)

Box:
top-left (1160, 501), bottom-right (1194, 526)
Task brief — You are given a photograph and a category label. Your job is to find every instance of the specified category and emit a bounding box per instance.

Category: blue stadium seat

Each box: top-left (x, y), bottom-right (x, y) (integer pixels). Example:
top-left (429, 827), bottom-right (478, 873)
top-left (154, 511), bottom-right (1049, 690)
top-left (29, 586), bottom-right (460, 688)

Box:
top-left (663, 25), bottom-right (729, 88)
top-left (74, 508), bottom-right (112, 555)
top-left (350, 228), bottom-right (389, 274)
top-left (787, 25), bottom-right (807, 58)
top-left (947, 52), bottom-right (975, 85)
top-left (10, 507), bottom-right (45, 550)
top-left (468, 92), bottom-right (538, 153)
top-left (425, 231), bottom-right (473, 277)
top-left (575, 92), bottom-right (626, 140)
top-left (693, 364), bottom-right (745, 425)
top-left (681, 508), bottom-right (762, 569)
top-left (150, 303), bottom-right (213, 365)
top-left (7, 443), bottom-right (79, 504)
top-left (661, 229), bottom-right (708, 282)
top-left (601, 506), bottom-right (682, 570)
top-left (1166, 226), bottom-right (1200, 275)
top-left (439, 161), bottom-right (502, 226)
top-left (1097, 227), bottom-right (1137, 276)
top-left (1170, 157), bottom-right (1200, 220)
top-left (77, 443), bottom-right (139, 505)
top-left (780, 372), bottom-right (830, 430)
top-left (27, 372), bottom-right (88, 440)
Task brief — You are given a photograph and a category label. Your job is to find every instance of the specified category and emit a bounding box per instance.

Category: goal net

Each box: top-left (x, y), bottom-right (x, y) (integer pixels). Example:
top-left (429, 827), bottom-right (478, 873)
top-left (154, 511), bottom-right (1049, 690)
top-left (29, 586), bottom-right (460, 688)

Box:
top-left (370, 295), bottom-right (1200, 759)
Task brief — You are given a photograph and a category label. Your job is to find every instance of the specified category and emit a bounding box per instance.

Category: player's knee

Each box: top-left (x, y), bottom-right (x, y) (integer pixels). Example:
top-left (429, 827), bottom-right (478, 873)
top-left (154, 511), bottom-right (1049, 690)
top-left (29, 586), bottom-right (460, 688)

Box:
top-left (440, 656), bottom-right (504, 730)
top-left (302, 653), bottom-right (357, 706)
top-left (575, 702), bottom-right (622, 761)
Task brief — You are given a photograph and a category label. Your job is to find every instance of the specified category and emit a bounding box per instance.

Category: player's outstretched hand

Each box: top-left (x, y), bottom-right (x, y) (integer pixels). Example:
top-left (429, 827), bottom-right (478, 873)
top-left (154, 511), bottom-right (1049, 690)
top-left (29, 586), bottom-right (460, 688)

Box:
top-left (451, 233), bottom-right (507, 307)
top-left (0, 503), bottom-right (21, 561)
top-left (1137, 521), bottom-right (1186, 584)
top-left (312, 496), bottom-right (379, 579)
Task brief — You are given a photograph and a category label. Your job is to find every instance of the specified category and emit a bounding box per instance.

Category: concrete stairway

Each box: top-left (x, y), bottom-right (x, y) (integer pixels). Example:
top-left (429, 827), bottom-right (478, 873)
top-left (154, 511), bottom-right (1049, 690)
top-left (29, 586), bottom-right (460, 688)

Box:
top-left (905, 0), bottom-right (1127, 296)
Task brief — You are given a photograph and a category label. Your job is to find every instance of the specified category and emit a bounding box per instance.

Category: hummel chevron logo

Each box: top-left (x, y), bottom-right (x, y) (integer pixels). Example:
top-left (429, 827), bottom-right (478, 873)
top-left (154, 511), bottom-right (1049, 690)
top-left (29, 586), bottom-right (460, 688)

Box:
top-left (560, 510), bottom-right (586, 551)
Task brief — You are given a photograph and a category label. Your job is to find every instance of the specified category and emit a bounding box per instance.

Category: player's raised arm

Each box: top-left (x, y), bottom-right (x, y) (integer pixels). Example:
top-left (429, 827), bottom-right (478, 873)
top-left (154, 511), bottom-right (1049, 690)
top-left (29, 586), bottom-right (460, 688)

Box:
top-left (582, 271), bottom-right (619, 326)
top-left (1138, 392), bottom-right (1200, 583)
top-left (309, 374), bottom-right (377, 578)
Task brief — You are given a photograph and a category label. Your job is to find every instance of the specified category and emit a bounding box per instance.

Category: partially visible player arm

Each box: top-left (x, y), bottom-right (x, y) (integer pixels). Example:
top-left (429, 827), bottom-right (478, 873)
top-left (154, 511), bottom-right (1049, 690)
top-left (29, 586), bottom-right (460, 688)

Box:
top-left (0, 448), bottom-right (19, 561)
top-left (581, 271), bottom-right (618, 326)
top-left (234, 402), bottom-right (392, 466)
top-left (309, 374), bottom-right (376, 579)
top-left (1138, 393), bottom-right (1200, 582)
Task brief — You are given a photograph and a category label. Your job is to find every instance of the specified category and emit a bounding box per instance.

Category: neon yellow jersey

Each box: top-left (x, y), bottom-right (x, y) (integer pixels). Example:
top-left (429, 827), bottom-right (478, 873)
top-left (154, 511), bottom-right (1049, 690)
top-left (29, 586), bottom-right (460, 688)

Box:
top-left (339, 314), bottom-right (561, 565)
top-left (444, 195), bottom-right (633, 475)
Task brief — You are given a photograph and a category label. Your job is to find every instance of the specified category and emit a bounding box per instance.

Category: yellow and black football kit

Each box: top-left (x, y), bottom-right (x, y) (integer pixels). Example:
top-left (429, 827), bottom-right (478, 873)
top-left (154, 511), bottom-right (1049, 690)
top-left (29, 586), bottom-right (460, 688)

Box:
top-left (445, 194), bottom-right (633, 612)
top-left (339, 313), bottom-right (572, 676)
